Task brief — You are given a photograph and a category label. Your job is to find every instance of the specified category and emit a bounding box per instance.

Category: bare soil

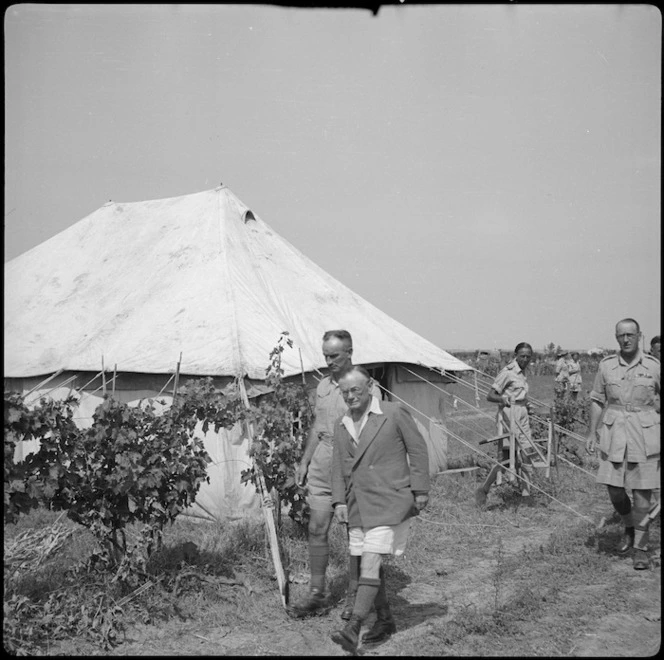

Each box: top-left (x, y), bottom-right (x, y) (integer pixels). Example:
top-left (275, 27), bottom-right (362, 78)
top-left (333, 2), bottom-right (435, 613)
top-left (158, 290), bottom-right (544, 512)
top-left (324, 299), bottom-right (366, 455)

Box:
top-left (50, 489), bottom-right (660, 657)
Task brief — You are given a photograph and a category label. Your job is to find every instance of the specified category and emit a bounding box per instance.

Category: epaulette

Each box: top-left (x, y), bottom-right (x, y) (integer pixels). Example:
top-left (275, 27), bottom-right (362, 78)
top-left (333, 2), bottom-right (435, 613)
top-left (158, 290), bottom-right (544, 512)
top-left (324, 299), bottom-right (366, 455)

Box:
top-left (642, 354), bottom-right (660, 364)
top-left (599, 354), bottom-right (617, 363)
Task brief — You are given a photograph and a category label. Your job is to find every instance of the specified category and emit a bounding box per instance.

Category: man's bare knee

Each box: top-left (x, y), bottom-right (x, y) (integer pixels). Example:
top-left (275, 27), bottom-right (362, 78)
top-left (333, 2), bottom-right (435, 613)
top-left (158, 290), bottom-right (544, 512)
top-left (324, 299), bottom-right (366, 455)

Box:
top-left (360, 552), bottom-right (382, 580)
top-left (308, 509), bottom-right (333, 539)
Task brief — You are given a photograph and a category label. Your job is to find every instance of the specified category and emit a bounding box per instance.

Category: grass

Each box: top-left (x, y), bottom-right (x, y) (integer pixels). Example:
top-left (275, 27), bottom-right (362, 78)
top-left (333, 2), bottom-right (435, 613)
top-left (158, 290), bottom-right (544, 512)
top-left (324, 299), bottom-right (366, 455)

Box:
top-left (4, 371), bottom-right (659, 655)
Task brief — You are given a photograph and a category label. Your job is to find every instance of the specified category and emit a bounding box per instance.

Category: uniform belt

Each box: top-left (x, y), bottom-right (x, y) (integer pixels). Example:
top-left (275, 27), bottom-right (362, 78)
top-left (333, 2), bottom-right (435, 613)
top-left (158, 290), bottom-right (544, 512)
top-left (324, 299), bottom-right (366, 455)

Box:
top-left (608, 403), bottom-right (643, 412)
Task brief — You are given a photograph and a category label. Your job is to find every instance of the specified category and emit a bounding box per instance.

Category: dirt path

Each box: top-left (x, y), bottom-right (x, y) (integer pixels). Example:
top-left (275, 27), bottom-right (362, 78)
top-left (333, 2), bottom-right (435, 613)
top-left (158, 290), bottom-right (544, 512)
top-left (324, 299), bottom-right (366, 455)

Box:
top-left (106, 513), bottom-right (660, 657)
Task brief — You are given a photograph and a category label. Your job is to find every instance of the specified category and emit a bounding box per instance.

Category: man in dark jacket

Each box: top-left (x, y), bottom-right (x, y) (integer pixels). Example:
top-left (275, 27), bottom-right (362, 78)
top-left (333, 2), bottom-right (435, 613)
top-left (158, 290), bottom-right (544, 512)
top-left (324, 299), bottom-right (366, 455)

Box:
top-left (330, 366), bottom-right (429, 652)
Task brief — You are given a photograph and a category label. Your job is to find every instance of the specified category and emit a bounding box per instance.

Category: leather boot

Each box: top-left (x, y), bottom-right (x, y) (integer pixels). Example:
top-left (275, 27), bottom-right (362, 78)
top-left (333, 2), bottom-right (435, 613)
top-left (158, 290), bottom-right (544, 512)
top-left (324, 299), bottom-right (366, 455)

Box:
top-left (330, 615), bottom-right (362, 653)
top-left (616, 526), bottom-right (635, 554)
top-left (633, 549), bottom-right (650, 570)
top-left (362, 606), bottom-right (396, 644)
top-left (287, 587), bottom-right (330, 619)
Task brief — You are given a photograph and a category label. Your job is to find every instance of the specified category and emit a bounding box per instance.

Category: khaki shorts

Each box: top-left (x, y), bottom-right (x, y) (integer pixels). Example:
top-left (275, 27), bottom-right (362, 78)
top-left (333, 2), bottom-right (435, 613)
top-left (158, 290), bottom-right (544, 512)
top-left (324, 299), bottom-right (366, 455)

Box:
top-left (596, 455), bottom-right (660, 490)
top-left (306, 440), bottom-right (333, 512)
top-left (348, 520), bottom-right (411, 556)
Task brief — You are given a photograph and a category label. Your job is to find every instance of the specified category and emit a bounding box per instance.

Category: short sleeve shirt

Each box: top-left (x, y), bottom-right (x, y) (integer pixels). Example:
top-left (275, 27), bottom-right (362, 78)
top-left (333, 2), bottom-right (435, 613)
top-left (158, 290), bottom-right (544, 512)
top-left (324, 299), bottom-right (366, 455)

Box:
top-left (590, 351), bottom-right (659, 409)
top-left (589, 351), bottom-right (660, 462)
top-left (492, 359), bottom-right (529, 402)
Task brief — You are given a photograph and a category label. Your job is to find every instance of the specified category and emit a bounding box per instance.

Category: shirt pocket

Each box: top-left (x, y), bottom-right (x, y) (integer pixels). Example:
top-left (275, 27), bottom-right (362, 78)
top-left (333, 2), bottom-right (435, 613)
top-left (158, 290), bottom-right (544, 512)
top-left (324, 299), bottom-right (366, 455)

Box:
top-left (605, 378), bottom-right (623, 403)
top-left (599, 410), bottom-right (618, 455)
top-left (640, 414), bottom-right (660, 457)
top-left (633, 375), bottom-right (656, 406)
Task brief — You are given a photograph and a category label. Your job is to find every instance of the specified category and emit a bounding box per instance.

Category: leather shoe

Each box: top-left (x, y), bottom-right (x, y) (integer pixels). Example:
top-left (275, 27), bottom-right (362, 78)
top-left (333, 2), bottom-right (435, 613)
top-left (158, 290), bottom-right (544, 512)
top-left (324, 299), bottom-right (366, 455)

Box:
top-left (616, 527), bottom-right (635, 554)
top-left (363, 618), bottom-right (396, 644)
top-left (340, 605), bottom-right (354, 621)
top-left (633, 549), bottom-right (649, 571)
top-left (287, 588), bottom-right (330, 619)
top-left (330, 616), bottom-right (362, 653)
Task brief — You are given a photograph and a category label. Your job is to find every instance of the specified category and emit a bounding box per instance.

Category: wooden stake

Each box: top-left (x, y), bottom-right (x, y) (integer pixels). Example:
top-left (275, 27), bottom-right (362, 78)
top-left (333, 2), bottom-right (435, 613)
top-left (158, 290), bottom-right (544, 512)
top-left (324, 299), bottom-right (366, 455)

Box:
top-left (112, 364), bottom-right (117, 396)
top-left (78, 370), bottom-right (104, 393)
top-left (508, 407), bottom-right (516, 483)
top-left (238, 377), bottom-right (288, 608)
top-left (24, 368), bottom-right (65, 399)
top-left (496, 416), bottom-right (504, 486)
top-left (298, 348), bottom-right (306, 385)
top-left (545, 416), bottom-right (552, 478)
top-left (172, 353), bottom-right (182, 400)
top-left (157, 374), bottom-right (175, 398)
top-left (101, 356), bottom-right (106, 395)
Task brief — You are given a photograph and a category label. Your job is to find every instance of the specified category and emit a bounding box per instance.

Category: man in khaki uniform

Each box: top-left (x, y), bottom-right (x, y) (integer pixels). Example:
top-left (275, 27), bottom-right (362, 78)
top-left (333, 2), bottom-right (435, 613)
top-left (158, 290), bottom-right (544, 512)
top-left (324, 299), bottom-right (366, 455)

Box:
top-left (554, 351), bottom-right (570, 398)
top-left (586, 318), bottom-right (660, 570)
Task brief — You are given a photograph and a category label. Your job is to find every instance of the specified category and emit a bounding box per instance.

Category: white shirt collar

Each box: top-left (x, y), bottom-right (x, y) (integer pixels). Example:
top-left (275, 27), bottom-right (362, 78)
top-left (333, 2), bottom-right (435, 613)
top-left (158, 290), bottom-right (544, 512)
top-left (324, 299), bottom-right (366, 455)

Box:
top-left (341, 396), bottom-right (383, 443)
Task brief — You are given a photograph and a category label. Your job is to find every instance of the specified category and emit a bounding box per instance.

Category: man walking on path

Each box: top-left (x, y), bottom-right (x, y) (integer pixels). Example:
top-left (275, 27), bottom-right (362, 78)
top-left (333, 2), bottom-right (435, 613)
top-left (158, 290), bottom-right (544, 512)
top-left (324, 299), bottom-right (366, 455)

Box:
top-left (329, 366), bottom-right (429, 653)
top-left (288, 330), bottom-right (380, 619)
top-left (586, 318), bottom-right (660, 570)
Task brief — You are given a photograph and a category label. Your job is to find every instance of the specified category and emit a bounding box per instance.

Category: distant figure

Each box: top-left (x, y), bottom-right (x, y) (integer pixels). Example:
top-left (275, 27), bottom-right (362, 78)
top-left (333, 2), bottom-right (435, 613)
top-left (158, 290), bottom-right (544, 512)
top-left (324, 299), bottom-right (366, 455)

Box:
top-left (554, 351), bottom-right (570, 398)
top-left (585, 318), bottom-right (660, 570)
top-left (475, 342), bottom-right (536, 507)
top-left (567, 352), bottom-right (582, 400)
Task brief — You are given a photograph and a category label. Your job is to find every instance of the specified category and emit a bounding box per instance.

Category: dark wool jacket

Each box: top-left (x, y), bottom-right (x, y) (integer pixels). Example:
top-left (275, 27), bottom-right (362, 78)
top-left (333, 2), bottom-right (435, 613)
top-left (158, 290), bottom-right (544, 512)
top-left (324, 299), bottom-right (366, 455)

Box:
top-left (331, 400), bottom-right (430, 529)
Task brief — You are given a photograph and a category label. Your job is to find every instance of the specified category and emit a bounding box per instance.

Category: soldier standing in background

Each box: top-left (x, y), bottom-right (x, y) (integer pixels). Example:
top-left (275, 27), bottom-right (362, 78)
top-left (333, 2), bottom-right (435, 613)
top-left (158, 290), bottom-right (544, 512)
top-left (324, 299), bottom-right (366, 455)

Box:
top-left (554, 351), bottom-right (570, 398)
top-left (567, 352), bottom-right (582, 400)
top-left (586, 318), bottom-right (660, 570)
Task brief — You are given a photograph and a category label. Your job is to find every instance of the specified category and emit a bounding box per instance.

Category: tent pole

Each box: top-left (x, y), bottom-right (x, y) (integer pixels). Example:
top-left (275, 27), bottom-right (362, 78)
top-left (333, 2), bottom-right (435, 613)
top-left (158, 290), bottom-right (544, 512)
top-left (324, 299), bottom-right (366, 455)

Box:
top-left (112, 364), bottom-right (117, 396)
top-left (298, 348), bottom-right (306, 385)
top-left (101, 356), bottom-right (106, 395)
top-left (23, 368), bottom-right (65, 399)
top-left (173, 353), bottom-right (182, 400)
top-left (238, 377), bottom-right (288, 608)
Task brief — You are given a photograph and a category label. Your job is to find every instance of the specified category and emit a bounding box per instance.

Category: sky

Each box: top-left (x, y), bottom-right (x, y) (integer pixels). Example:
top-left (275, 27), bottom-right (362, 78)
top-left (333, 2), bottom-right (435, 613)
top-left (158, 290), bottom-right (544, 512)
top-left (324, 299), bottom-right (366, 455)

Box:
top-left (4, 3), bottom-right (661, 353)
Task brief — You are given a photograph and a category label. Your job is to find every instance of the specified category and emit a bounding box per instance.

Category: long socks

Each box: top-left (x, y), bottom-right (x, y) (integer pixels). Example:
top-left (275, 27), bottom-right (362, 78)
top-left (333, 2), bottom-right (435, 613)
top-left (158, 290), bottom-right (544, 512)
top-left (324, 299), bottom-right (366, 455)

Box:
top-left (309, 543), bottom-right (329, 591)
top-left (633, 506), bottom-right (651, 550)
top-left (346, 555), bottom-right (361, 602)
top-left (373, 566), bottom-right (389, 611)
top-left (608, 486), bottom-right (633, 528)
top-left (352, 577), bottom-right (381, 620)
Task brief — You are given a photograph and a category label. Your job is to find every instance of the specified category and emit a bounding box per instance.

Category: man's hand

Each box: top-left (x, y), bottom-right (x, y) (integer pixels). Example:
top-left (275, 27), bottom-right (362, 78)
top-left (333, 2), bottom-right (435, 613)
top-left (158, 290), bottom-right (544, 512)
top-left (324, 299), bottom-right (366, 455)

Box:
top-left (295, 462), bottom-right (308, 488)
top-left (585, 431), bottom-right (597, 455)
top-left (334, 504), bottom-right (348, 524)
top-left (414, 494), bottom-right (429, 512)
top-left (501, 394), bottom-right (512, 408)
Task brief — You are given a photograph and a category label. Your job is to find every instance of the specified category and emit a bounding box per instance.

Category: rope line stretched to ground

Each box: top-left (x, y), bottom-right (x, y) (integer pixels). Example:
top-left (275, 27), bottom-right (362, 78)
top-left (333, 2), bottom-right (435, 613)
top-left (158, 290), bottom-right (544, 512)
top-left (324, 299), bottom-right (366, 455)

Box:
top-left (448, 366), bottom-right (591, 443)
top-left (405, 365), bottom-right (595, 481)
top-left (377, 379), bottom-right (596, 526)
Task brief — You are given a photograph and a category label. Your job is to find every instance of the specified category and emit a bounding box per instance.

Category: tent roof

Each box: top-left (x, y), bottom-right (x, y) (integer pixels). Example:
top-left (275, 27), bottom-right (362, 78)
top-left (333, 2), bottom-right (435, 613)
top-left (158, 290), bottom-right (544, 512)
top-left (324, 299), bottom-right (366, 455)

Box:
top-left (4, 186), bottom-right (470, 379)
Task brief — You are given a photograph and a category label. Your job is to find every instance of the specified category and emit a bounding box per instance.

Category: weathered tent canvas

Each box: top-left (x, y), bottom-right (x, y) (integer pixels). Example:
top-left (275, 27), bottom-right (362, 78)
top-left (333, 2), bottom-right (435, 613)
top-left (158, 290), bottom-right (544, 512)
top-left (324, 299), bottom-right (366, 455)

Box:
top-left (4, 185), bottom-right (470, 521)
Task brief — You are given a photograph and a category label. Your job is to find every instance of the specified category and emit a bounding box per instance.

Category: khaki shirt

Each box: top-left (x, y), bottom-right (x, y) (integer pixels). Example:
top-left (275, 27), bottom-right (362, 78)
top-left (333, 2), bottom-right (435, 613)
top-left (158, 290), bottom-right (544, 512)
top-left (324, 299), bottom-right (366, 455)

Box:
top-left (492, 359), bottom-right (529, 403)
top-left (567, 358), bottom-right (582, 387)
top-left (590, 351), bottom-right (660, 462)
top-left (311, 375), bottom-right (382, 444)
top-left (555, 358), bottom-right (569, 383)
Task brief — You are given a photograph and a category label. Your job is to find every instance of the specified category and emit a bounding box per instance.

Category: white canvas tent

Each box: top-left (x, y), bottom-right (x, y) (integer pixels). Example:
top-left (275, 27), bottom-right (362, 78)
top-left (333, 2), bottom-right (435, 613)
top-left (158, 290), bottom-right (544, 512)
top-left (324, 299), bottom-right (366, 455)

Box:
top-left (4, 185), bottom-right (471, 521)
